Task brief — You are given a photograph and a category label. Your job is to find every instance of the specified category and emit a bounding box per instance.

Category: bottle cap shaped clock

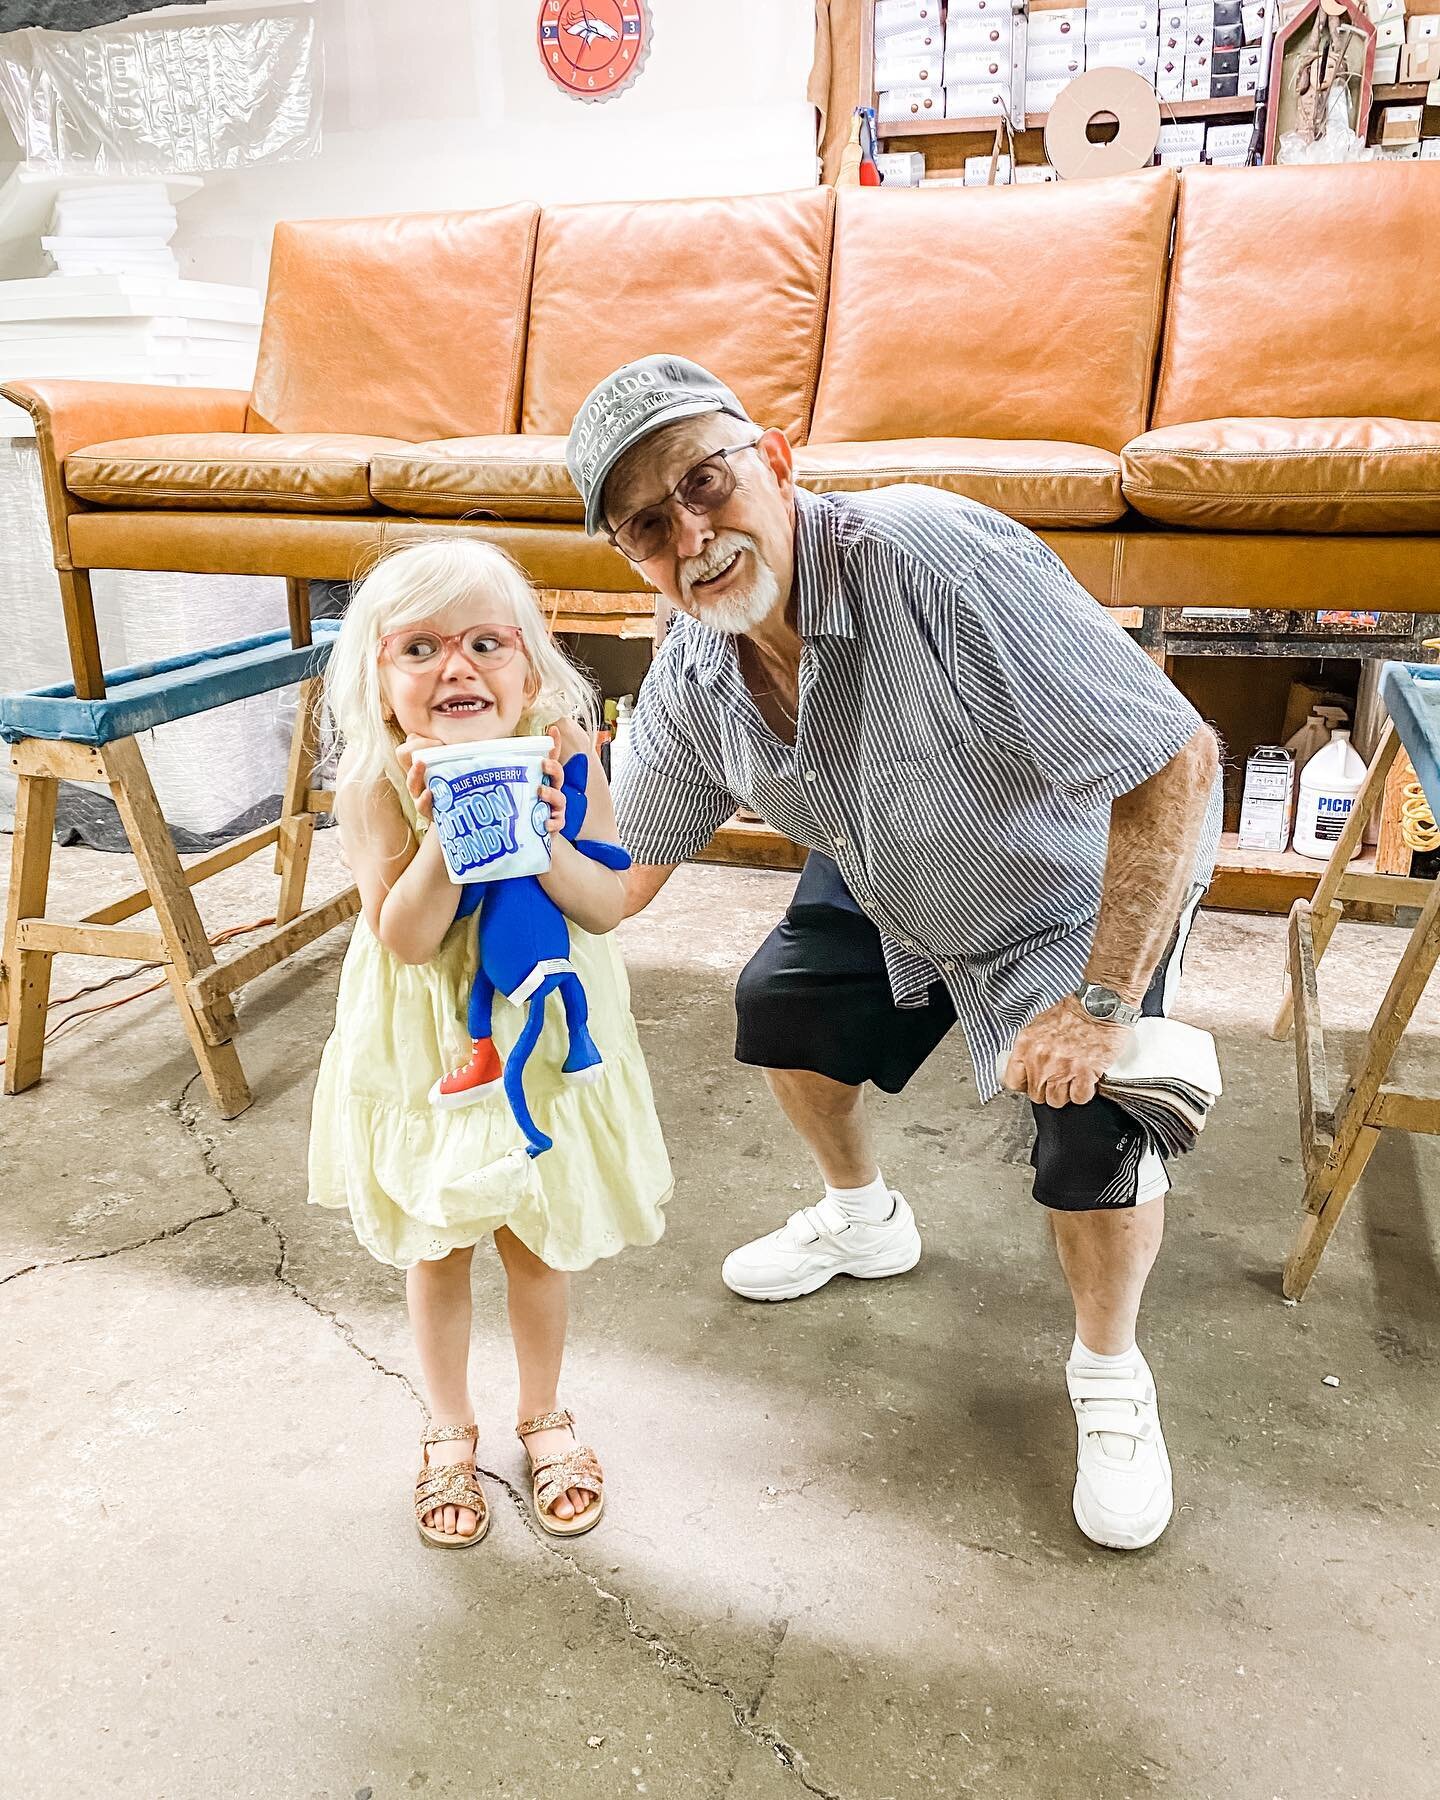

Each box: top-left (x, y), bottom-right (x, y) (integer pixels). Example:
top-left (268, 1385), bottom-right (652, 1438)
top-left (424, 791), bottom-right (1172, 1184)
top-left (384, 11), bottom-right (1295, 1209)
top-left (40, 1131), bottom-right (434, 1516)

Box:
top-left (538, 1), bottom-right (652, 103)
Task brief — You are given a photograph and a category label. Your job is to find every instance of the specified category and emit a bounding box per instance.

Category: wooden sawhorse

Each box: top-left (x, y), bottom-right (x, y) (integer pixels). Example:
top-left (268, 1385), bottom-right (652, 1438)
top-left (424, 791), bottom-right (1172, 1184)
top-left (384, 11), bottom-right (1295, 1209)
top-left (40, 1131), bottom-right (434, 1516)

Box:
top-left (1271, 664), bottom-right (1440, 1299)
top-left (2, 597), bottom-right (358, 1119)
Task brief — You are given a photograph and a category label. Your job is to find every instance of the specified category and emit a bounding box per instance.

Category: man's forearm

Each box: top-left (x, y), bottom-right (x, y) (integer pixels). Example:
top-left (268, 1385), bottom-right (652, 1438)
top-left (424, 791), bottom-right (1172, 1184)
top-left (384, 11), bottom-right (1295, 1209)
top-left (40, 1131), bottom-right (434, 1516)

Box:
top-left (1085, 727), bottom-right (1219, 1002)
top-left (624, 862), bottom-right (677, 918)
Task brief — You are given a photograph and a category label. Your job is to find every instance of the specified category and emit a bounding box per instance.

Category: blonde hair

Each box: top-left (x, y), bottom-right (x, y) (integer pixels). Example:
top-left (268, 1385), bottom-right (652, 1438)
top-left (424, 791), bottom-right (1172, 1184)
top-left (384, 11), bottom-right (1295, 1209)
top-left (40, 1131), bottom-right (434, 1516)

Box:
top-left (323, 538), bottom-right (597, 817)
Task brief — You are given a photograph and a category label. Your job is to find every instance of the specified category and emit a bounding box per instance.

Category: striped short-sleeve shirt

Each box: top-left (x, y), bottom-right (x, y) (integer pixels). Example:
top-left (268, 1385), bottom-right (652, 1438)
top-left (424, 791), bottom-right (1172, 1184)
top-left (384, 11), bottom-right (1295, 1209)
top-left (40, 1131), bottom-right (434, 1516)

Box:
top-left (613, 484), bottom-right (1221, 1099)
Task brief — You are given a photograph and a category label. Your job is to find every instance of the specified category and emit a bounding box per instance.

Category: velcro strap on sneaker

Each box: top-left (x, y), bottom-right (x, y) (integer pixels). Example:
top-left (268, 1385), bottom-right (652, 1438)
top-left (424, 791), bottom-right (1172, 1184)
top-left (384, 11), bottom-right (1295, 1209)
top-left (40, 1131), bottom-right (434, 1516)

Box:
top-left (1068, 1375), bottom-right (1152, 1408)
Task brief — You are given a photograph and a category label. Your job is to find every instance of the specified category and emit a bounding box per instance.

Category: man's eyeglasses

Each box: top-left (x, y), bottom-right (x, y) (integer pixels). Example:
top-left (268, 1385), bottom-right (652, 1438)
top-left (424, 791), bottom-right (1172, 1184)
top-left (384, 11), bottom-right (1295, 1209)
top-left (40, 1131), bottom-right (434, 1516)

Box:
top-left (608, 440), bottom-right (761, 562)
top-left (379, 623), bottom-right (524, 675)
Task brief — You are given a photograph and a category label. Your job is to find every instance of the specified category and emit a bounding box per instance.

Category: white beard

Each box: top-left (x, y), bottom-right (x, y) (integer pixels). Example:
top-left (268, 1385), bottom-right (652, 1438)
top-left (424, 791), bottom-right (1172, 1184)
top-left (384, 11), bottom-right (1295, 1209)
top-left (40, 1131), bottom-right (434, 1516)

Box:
top-left (680, 532), bottom-right (782, 636)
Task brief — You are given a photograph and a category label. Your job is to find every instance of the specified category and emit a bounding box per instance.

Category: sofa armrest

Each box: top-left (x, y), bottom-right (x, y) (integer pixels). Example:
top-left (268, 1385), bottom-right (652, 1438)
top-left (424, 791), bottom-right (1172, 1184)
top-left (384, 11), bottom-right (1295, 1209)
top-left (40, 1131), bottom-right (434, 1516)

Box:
top-left (0, 380), bottom-right (251, 568)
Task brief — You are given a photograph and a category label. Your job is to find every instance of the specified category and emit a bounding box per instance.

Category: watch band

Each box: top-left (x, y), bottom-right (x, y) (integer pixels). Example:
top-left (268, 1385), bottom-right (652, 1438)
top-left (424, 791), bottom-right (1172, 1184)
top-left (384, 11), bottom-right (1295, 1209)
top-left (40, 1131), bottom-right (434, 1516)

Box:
top-left (1074, 982), bottom-right (1143, 1027)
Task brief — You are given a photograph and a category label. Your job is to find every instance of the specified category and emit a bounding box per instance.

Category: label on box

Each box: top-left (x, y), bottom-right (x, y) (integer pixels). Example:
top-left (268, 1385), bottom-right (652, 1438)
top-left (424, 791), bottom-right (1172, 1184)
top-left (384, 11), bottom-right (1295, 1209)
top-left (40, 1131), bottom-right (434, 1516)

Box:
top-left (947, 15), bottom-right (1012, 49)
top-left (1206, 121), bottom-right (1253, 152)
top-left (1028, 8), bottom-right (1086, 43)
top-left (946, 48), bottom-right (1011, 80)
top-left (877, 53), bottom-right (946, 87)
top-left (1159, 146), bottom-right (1205, 165)
top-left (1238, 747), bottom-right (1296, 852)
top-left (1409, 14), bottom-right (1440, 40)
top-left (874, 151), bottom-right (927, 184)
top-left (1088, 39), bottom-right (1160, 69)
top-left (1159, 120), bottom-right (1206, 148)
top-left (1423, 137), bottom-right (1440, 159)
top-left (1084, 5), bottom-right (1162, 40)
top-left (1024, 74), bottom-right (1072, 109)
top-left (1374, 15), bottom-right (1406, 48)
top-left (946, 81), bottom-right (1012, 115)
top-left (1014, 162), bottom-right (1059, 181)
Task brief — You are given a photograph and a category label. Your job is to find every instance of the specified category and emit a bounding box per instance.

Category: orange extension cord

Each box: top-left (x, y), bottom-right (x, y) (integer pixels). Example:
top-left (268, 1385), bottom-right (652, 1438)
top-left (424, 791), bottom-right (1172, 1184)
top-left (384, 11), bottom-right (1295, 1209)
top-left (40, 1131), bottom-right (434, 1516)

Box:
top-left (0, 915), bottom-right (275, 1071)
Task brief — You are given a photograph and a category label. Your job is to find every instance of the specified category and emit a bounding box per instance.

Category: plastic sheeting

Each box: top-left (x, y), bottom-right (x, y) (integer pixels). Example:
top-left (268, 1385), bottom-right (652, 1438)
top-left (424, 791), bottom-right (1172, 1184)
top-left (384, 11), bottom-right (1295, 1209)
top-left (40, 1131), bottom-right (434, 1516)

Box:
top-left (0, 438), bottom-right (297, 841)
top-left (0, 2), bottom-right (321, 174)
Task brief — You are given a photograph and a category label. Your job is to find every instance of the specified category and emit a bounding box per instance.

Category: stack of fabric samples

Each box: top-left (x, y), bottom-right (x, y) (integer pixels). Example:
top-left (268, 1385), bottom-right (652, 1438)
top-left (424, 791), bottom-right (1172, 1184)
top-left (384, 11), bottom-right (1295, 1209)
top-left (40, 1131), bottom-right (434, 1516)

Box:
top-left (1097, 1017), bottom-right (1223, 1157)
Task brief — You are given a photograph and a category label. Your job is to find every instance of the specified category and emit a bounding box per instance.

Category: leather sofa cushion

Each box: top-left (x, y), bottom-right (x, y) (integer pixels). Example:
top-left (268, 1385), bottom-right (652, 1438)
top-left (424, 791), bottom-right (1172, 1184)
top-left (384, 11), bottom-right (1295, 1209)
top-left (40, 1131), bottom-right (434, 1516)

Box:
top-left (521, 189), bottom-right (833, 444)
top-left (796, 439), bottom-right (1126, 526)
top-left (247, 205), bottom-right (539, 439)
top-left (65, 434), bottom-right (412, 511)
top-left (1154, 165), bottom-right (1440, 427)
top-left (810, 173), bottom-right (1177, 455)
top-left (1122, 418), bottom-right (1440, 532)
top-left (370, 436), bottom-right (580, 519)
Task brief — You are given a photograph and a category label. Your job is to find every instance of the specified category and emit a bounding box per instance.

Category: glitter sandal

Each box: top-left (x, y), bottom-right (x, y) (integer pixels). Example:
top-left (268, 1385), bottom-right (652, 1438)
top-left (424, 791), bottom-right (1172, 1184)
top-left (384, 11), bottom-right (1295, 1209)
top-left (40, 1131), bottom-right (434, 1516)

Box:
top-left (516, 1408), bottom-right (605, 1537)
top-left (414, 1421), bottom-right (489, 1548)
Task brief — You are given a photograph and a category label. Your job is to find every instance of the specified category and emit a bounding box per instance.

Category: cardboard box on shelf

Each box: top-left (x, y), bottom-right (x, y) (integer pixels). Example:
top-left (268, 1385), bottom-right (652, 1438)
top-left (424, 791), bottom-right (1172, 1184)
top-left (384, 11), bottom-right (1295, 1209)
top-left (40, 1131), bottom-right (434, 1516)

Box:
top-left (1185, 21), bottom-right (1216, 49)
top-left (1361, 0), bottom-right (1404, 21)
top-left (1160, 145), bottom-right (1206, 164)
top-left (1408, 12), bottom-right (1440, 39)
top-left (1024, 74), bottom-right (1072, 110)
top-left (1239, 44), bottom-right (1265, 70)
top-left (1158, 64), bottom-right (1188, 94)
top-left (1240, 69), bottom-right (1260, 91)
top-left (874, 151), bottom-right (927, 184)
top-left (1241, 0), bottom-right (1267, 40)
top-left (1185, 67), bottom-right (1215, 93)
top-left (945, 80), bottom-right (1013, 116)
top-left (1381, 141), bottom-right (1423, 158)
top-left (1207, 119), bottom-right (1254, 153)
top-left (1379, 102), bottom-right (1425, 143)
top-left (876, 84), bottom-right (946, 122)
top-left (1213, 44), bottom-right (1242, 70)
top-left (1372, 14), bottom-right (1407, 49)
top-left (876, 50), bottom-right (947, 86)
top-left (1014, 163), bottom-right (1058, 181)
top-left (1027, 7), bottom-right (1086, 44)
top-left (1158, 119), bottom-right (1207, 148)
top-left (1373, 42), bottom-right (1403, 80)
top-left (1027, 38), bottom-right (1086, 76)
top-left (1421, 136), bottom-right (1440, 157)
top-left (1186, 46), bottom-right (1214, 71)
top-left (1210, 69), bottom-right (1241, 92)
top-left (1084, 6), bottom-right (1161, 41)
top-left (964, 153), bottom-right (1013, 184)
top-left (1214, 20), bottom-right (1246, 47)
top-left (1401, 38), bottom-right (1440, 79)
top-left (946, 14), bottom-right (1012, 50)
top-left (874, 0), bottom-right (945, 37)
top-left (1087, 38), bottom-right (1160, 71)
top-left (946, 47), bottom-right (1011, 81)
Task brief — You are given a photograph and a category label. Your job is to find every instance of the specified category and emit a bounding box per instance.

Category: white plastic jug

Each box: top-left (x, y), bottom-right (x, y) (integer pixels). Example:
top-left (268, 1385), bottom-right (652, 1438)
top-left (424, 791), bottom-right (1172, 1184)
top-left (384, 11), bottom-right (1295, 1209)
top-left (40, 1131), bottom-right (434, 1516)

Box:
top-left (1284, 704), bottom-right (1349, 777)
top-left (1292, 729), bottom-right (1368, 861)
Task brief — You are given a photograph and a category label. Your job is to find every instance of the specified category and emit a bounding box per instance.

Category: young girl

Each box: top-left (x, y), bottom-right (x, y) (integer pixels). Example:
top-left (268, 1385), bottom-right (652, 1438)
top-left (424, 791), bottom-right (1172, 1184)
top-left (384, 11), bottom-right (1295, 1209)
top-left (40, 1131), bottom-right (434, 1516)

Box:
top-left (309, 539), bottom-right (671, 1548)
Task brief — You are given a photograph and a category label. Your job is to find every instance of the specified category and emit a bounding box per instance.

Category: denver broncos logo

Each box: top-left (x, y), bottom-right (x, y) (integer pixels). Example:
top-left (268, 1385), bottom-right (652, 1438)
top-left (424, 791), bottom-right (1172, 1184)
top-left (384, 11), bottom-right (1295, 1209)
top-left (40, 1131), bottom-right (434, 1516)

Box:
top-left (537, 0), bottom-right (651, 102)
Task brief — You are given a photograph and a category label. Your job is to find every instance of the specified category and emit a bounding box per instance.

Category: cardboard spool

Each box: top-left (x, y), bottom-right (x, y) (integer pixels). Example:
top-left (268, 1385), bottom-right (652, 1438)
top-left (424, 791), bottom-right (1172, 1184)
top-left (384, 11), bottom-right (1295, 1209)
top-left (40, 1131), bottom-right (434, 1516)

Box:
top-left (1044, 69), bottom-right (1162, 179)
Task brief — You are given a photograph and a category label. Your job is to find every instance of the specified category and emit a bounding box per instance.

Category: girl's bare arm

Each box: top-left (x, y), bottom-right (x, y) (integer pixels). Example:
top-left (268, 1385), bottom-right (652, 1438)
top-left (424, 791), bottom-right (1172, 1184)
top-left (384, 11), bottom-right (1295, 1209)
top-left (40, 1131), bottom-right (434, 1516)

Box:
top-left (336, 744), bottom-right (462, 963)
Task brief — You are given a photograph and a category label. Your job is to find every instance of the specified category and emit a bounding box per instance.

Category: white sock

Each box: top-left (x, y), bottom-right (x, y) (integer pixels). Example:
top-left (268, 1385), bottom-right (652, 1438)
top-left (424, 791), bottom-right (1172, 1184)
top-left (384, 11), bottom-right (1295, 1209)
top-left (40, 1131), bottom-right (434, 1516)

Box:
top-left (821, 1173), bottom-right (893, 1225)
top-left (1071, 1336), bottom-right (1141, 1367)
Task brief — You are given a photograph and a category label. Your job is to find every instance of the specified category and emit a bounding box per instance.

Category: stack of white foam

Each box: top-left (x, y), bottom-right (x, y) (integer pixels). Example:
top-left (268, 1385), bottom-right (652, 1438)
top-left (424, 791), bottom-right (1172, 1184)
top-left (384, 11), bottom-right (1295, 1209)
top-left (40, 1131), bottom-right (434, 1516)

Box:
top-left (41, 183), bottom-right (180, 279)
top-left (1097, 1018), bottom-right (1223, 1159)
top-left (874, 0), bottom-right (948, 126)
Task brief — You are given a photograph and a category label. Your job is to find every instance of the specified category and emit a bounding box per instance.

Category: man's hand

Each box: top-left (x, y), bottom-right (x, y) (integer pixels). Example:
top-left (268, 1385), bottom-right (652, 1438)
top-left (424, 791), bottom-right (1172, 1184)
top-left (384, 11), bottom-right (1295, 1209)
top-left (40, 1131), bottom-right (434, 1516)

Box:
top-left (1003, 996), bottom-right (1132, 1109)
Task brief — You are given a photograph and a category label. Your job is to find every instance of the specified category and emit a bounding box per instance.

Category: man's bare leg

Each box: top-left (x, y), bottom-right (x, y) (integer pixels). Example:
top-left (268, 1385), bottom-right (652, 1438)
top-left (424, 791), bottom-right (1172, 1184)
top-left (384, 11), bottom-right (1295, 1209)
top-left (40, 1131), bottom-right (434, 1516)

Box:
top-left (1050, 1199), bottom-right (1164, 1354)
top-left (721, 1067), bottom-right (920, 1300)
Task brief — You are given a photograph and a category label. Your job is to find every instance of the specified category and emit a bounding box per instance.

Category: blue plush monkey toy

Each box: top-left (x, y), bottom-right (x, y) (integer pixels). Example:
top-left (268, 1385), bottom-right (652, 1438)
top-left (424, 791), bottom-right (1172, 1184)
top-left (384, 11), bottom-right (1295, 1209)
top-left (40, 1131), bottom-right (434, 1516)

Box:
top-left (429, 753), bottom-right (631, 1158)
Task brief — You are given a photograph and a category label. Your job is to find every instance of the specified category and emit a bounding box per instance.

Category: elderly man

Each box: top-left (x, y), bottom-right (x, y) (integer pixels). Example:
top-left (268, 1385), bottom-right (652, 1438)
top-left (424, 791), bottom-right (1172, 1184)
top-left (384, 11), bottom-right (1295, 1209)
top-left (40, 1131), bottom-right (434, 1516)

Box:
top-left (565, 356), bottom-right (1221, 1551)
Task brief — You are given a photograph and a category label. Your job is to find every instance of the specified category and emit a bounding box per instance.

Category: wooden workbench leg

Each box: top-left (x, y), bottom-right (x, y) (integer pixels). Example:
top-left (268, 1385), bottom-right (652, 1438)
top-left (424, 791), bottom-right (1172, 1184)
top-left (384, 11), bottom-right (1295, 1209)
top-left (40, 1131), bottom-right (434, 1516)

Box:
top-left (1271, 723), bottom-right (1400, 1040)
top-left (2, 768), bottom-right (59, 1095)
top-left (1283, 1123), bottom-right (1382, 1301)
top-left (100, 736), bottom-right (252, 1119)
top-left (275, 677), bottom-right (322, 911)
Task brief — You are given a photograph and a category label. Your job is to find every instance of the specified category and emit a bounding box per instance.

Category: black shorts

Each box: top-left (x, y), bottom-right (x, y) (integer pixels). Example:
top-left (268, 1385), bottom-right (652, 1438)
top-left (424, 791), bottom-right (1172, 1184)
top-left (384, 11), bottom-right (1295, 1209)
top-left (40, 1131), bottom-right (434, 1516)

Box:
top-left (735, 854), bottom-right (1202, 1213)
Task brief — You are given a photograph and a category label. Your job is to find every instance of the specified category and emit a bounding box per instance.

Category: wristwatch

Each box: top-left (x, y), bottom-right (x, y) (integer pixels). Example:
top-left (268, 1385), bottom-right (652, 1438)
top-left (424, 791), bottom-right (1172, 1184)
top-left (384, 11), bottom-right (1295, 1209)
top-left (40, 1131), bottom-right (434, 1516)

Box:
top-left (1073, 982), bottom-right (1142, 1027)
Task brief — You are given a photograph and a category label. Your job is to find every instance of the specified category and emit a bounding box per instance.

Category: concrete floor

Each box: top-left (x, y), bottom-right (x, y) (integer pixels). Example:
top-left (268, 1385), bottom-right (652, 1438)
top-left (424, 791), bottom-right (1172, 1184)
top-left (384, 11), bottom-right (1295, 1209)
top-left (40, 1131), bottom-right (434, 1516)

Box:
top-left (2, 834), bottom-right (1438, 1800)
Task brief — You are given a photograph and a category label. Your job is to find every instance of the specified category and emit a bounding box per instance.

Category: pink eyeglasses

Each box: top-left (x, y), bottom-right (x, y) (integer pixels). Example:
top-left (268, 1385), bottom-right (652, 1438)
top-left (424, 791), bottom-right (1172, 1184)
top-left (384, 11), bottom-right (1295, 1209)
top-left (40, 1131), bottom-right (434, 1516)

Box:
top-left (379, 623), bottom-right (525, 675)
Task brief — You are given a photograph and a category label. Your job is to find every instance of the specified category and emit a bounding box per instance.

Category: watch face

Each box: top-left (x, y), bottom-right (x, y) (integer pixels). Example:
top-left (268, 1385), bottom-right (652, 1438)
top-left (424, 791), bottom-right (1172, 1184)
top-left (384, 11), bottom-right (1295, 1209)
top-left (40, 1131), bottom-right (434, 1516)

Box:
top-left (1082, 986), bottom-right (1118, 1019)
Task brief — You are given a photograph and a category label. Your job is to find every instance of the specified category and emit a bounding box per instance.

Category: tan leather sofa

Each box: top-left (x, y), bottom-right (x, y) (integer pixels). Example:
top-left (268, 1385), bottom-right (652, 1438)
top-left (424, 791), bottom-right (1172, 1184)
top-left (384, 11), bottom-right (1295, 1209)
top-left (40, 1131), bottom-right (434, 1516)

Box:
top-left (7, 163), bottom-right (1439, 700)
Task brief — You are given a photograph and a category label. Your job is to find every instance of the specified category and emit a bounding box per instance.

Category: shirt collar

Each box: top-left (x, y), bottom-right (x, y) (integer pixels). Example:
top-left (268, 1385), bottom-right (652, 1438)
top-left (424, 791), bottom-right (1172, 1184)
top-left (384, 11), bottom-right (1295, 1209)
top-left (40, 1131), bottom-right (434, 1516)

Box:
top-left (680, 487), bottom-right (855, 689)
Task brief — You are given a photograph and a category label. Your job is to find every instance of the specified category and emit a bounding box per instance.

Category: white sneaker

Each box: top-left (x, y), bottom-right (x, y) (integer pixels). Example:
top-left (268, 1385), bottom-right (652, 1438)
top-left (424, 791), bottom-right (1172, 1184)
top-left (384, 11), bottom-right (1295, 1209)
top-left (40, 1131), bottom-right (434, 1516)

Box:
top-left (720, 1192), bottom-right (921, 1302)
top-left (1066, 1346), bottom-right (1173, 1551)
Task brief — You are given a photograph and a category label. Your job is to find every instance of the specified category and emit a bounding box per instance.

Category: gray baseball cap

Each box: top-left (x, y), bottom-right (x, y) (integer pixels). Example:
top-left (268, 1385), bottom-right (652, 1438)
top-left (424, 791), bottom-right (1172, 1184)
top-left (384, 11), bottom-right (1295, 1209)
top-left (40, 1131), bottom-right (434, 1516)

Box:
top-left (566, 353), bottom-right (752, 537)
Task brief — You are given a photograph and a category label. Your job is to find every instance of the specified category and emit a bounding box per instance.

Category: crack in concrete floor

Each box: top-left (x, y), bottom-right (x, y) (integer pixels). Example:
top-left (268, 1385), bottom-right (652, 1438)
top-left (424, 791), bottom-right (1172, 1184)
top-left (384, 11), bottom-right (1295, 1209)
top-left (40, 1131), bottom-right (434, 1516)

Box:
top-left (166, 1080), bottom-right (844, 1800)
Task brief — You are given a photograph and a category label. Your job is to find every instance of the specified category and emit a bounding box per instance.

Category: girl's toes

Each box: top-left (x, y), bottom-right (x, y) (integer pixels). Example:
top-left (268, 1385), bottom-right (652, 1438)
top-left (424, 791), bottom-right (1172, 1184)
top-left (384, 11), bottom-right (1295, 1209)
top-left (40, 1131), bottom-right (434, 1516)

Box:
top-left (552, 1492), bottom-right (575, 1520)
top-left (570, 1487), bottom-right (590, 1516)
top-left (458, 1507), bottom-right (476, 1537)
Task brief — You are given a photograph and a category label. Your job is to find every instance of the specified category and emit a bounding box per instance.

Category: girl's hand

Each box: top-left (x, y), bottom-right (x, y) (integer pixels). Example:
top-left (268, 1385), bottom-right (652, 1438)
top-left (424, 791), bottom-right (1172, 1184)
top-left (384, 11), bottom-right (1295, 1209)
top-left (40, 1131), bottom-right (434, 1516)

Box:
top-left (396, 734), bottom-right (443, 820)
top-left (540, 728), bottom-right (568, 837)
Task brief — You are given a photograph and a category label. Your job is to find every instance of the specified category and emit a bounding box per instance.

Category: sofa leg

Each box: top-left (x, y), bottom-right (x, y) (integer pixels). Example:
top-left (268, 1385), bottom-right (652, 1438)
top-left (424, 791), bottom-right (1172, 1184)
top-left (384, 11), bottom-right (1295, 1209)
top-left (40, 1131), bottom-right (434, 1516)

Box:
top-left (2, 768), bottom-right (59, 1095)
top-left (57, 567), bottom-right (106, 701)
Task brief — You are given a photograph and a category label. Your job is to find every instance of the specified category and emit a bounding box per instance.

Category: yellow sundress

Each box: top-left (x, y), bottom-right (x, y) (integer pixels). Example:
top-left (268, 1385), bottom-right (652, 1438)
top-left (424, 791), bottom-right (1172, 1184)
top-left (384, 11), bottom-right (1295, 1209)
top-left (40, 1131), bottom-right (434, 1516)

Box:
top-left (307, 867), bottom-right (672, 1271)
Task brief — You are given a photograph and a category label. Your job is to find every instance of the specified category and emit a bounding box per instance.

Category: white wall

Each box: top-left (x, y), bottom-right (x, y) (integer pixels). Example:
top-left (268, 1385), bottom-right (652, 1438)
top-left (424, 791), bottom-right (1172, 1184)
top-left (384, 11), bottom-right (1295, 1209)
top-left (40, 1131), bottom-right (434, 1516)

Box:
top-left (177, 0), bottom-right (818, 290)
